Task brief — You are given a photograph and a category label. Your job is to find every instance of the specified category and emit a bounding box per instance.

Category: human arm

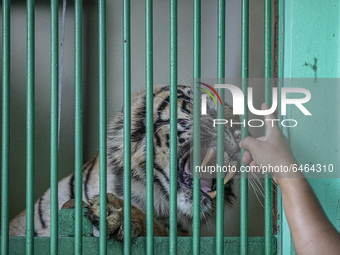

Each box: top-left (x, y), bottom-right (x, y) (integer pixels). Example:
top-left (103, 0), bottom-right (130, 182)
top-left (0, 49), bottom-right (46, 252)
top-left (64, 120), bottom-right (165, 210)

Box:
top-left (239, 103), bottom-right (340, 255)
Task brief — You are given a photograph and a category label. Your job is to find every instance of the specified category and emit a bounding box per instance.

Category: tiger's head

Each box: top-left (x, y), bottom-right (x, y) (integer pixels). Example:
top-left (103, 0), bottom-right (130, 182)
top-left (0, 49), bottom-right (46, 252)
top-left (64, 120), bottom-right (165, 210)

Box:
top-left (107, 85), bottom-right (241, 230)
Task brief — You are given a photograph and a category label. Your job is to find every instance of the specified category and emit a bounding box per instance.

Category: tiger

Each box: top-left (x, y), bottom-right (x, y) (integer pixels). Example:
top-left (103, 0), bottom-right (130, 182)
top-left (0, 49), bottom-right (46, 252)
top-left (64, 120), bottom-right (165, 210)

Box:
top-left (9, 85), bottom-right (241, 239)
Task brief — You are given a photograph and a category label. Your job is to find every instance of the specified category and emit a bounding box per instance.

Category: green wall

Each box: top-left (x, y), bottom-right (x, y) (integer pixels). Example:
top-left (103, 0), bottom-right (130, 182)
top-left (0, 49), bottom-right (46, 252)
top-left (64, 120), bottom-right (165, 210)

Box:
top-left (279, 0), bottom-right (340, 254)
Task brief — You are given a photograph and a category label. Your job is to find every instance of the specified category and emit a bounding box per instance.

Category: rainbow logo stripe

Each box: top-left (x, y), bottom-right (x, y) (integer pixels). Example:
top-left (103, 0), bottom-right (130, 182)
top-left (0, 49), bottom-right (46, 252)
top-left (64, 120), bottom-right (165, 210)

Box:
top-left (198, 82), bottom-right (223, 106)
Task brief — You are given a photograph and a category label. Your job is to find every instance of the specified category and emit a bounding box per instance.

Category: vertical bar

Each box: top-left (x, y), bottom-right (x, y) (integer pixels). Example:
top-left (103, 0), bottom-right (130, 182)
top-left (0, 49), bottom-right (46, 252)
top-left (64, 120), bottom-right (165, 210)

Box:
top-left (169, 0), bottom-right (178, 254)
top-left (123, 0), bottom-right (132, 254)
top-left (50, 0), bottom-right (59, 254)
top-left (277, 0), bottom-right (284, 252)
top-left (168, 0), bottom-right (180, 254)
top-left (1, 0), bottom-right (10, 254)
top-left (240, 0), bottom-right (249, 254)
top-left (145, 0), bottom-right (154, 254)
top-left (99, 0), bottom-right (107, 254)
top-left (74, 0), bottom-right (83, 254)
top-left (264, 0), bottom-right (273, 254)
top-left (216, 0), bottom-right (225, 254)
top-left (192, 0), bottom-right (201, 254)
top-left (26, 0), bottom-right (35, 254)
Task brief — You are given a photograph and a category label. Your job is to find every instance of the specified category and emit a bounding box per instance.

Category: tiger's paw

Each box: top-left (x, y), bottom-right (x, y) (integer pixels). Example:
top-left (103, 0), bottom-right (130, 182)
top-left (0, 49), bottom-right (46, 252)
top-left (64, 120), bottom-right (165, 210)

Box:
top-left (86, 193), bottom-right (144, 241)
top-left (87, 193), bottom-right (126, 240)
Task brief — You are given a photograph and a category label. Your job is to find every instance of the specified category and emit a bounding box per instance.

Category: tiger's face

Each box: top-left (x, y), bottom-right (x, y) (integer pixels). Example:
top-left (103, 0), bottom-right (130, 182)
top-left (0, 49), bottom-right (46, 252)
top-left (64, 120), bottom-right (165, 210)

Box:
top-left (107, 85), bottom-right (241, 228)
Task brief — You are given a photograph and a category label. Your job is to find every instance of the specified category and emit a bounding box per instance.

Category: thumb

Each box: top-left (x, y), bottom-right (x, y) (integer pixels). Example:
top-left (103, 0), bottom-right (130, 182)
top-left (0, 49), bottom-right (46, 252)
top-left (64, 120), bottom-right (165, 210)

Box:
top-left (239, 136), bottom-right (260, 153)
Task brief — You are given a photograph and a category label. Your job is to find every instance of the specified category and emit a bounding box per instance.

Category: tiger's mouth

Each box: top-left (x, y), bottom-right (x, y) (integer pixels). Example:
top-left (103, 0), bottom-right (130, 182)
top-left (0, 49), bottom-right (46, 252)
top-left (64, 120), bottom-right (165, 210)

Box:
top-left (178, 146), bottom-right (240, 200)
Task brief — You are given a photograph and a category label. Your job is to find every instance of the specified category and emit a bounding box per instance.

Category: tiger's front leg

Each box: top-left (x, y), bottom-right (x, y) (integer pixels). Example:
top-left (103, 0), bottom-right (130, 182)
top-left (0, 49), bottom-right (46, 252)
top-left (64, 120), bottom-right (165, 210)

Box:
top-left (86, 193), bottom-right (168, 240)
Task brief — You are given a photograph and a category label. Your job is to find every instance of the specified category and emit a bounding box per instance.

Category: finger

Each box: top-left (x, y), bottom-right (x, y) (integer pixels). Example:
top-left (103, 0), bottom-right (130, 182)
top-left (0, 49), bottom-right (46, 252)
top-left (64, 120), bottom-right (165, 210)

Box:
top-left (249, 160), bottom-right (259, 172)
top-left (249, 160), bottom-right (257, 168)
top-left (239, 136), bottom-right (261, 153)
top-left (257, 136), bottom-right (266, 142)
top-left (261, 103), bottom-right (279, 133)
top-left (242, 150), bottom-right (253, 165)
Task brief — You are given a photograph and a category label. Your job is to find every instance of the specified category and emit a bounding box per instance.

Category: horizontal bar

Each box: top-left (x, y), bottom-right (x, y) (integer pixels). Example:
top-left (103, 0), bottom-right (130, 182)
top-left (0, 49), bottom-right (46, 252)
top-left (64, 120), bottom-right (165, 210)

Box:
top-left (1, 0), bottom-right (10, 254)
top-left (26, 0), bottom-right (35, 254)
top-left (99, 0), bottom-right (107, 254)
top-left (74, 0), bottom-right (83, 254)
top-left (3, 236), bottom-right (278, 255)
top-left (50, 0), bottom-right (59, 254)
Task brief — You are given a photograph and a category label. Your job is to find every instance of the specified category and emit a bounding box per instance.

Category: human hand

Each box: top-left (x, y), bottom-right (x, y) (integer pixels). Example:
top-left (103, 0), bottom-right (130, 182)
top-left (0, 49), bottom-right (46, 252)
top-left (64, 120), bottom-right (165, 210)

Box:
top-left (239, 103), bottom-right (301, 184)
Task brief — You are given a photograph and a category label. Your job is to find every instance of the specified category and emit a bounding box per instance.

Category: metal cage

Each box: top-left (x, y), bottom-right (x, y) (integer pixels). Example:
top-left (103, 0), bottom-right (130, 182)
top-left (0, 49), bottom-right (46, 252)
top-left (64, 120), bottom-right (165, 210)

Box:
top-left (1, 0), bottom-right (313, 254)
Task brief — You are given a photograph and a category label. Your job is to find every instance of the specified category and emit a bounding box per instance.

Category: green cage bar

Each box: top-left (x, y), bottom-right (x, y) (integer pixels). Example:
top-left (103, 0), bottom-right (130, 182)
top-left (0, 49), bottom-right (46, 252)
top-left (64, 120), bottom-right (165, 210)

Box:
top-left (145, 0), bottom-right (154, 254)
top-left (99, 0), bottom-right (107, 254)
top-left (74, 0), bottom-right (83, 254)
top-left (123, 0), bottom-right (132, 253)
top-left (277, 1), bottom-right (284, 250)
top-left (264, 0), bottom-right (272, 254)
top-left (1, 0), bottom-right (10, 254)
top-left (240, 0), bottom-right (249, 254)
top-left (216, 0), bottom-right (225, 254)
top-left (26, 0), bottom-right (35, 254)
top-left (50, 0), bottom-right (59, 254)
top-left (192, 0), bottom-right (201, 254)
top-left (169, 0), bottom-right (178, 254)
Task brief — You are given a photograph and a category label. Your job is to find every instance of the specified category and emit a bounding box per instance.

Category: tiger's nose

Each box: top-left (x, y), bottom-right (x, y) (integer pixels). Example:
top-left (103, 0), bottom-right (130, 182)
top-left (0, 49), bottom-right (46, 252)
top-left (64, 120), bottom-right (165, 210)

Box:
top-left (233, 129), bottom-right (241, 143)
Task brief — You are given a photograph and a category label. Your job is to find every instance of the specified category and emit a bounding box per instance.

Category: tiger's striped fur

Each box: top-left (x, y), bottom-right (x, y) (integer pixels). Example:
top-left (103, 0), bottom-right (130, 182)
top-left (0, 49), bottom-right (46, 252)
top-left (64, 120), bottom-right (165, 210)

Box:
top-left (9, 85), bottom-right (241, 237)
